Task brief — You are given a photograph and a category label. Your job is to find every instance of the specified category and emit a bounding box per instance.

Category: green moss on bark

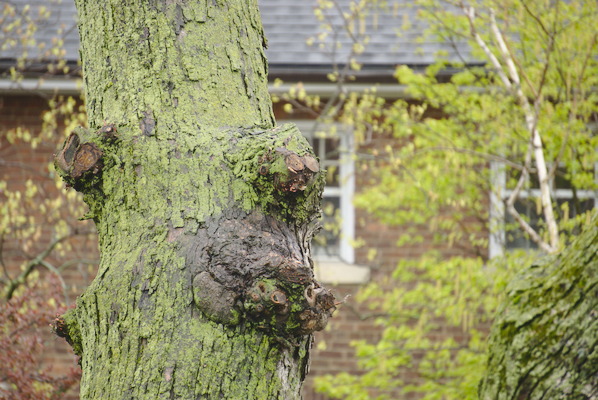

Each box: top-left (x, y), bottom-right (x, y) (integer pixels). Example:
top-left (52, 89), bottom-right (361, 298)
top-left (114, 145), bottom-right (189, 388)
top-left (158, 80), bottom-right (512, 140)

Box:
top-left (56, 1), bottom-right (330, 398)
top-left (227, 123), bottom-right (325, 224)
top-left (479, 212), bottom-right (598, 400)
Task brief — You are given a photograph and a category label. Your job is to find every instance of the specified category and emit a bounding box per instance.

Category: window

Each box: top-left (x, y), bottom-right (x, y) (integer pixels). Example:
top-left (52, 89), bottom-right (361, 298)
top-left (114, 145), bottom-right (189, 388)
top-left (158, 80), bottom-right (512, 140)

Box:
top-left (489, 162), bottom-right (597, 257)
top-left (294, 120), bottom-right (356, 265)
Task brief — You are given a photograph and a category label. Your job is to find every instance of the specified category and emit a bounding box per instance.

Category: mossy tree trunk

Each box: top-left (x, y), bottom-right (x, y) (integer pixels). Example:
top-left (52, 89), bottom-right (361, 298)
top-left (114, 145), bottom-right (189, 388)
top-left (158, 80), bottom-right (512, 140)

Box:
top-left (479, 215), bottom-right (597, 400)
top-left (52, 1), bottom-right (335, 399)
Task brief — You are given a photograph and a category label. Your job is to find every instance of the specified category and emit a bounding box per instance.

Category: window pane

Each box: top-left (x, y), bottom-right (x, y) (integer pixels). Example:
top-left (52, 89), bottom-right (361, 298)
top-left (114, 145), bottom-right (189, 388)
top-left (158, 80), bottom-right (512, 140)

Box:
top-left (297, 121), bottom-right (353, 262)
top-left (506, 168), bottom-right (540, 190)
top-left (324, 138), bottom-right (340, 160)
top-left (505, 198), bottom-right (595, 250)
top-left (312, 197), bottom-right (341, 257)
top-left (556, 198), bottom-right (595, 217)
top-left (505, 198), bottom-right (540, 250)
top-left (311, 137), bottom-right (320, 158)
top-left (554, 167), bottom-right (573, 190)
top-left (324, 164), bottom-right (339, 186)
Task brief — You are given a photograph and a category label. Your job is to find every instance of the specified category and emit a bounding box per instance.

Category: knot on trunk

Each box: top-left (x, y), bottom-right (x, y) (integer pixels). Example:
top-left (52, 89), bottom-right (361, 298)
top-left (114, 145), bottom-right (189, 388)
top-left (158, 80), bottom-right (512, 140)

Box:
top-left (243, 279), bottom-right (336, 336)
top-left (192, 272), bottom-right (240, 325)
top-left (179, 209), bottom-right (336, 337)
top-left (228, 123), bottom-right (325, 225)
top-left (267, 147), bottom-right (319, 193)
top-left (54, 124), bottom-right (120, 219)
top-left (55, 131), bottom-right (104, 184)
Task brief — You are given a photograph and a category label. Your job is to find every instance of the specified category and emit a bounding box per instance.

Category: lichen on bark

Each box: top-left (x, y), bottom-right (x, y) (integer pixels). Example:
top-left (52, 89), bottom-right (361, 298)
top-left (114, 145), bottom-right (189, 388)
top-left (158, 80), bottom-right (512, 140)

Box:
top-left (53, 1), bottom-right (334, 398)
top-left (479, 213), bottom-right (597, 400)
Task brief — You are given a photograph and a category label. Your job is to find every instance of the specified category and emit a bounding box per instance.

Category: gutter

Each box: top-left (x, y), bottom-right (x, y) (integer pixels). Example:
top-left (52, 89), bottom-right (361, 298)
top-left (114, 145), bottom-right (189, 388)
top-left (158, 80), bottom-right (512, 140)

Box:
top-left (0, 77), bottom-right (489, 101)
top-left (0, 77), bottom-right (410, 99)
top-left (0, 77), bottom-right (82, 95)
top-left (269, 82), bottom-right (410, 99)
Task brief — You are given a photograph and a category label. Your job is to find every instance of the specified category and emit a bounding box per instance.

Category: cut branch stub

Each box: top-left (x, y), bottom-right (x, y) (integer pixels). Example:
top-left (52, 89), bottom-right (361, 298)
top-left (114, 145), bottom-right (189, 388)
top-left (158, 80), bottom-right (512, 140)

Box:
top-left (267, 147), bottom-right (320, 194)
top-left (55, 130), bottom-right (104, 182)
top-left (302, 155), bottom-right (319, 173)
top-left (285, 153), bottom-right (304, 173)
top-left (243, 278), bottom-right (336, 336)
top-left (71, 143), bottom-right (103, 178)
top-left (51, 310), bottom-right (82, 358)
top-left (55, 132), bottom-right (81, 173)
top-left (230, 124), bottom-right (324, 224)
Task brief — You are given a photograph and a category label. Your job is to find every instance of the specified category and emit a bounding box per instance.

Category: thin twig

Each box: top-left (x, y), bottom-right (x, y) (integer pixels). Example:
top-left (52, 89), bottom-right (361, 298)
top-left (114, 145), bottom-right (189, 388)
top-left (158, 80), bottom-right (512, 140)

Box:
top-left (343, 300), bottom-right (392, 321)
top-left (2, 231), bottom-right (92, 300)
top-left (39, 259), bottom-right (70, 305)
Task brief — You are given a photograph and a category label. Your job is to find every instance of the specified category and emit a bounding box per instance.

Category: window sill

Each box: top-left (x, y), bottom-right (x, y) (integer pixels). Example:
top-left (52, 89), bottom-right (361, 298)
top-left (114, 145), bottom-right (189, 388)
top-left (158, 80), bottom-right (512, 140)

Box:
top-left (314, 260), bottom-right (371, 285)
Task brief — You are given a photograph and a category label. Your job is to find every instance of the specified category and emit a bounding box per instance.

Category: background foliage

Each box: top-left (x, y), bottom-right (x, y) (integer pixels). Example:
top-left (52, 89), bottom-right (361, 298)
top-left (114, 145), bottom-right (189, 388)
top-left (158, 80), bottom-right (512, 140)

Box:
top-left (276, 0), bottom-right (598, 398)
top-left (0, 0), bottom-right (596, 399)
top-left (1, 2), bottom-right (90, 398)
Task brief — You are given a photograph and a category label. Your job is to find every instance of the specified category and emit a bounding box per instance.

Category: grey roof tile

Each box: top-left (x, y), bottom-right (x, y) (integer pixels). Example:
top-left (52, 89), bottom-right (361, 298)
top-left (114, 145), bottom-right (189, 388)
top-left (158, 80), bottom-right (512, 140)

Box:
top-left (0, 0), bottom-right (473, 71)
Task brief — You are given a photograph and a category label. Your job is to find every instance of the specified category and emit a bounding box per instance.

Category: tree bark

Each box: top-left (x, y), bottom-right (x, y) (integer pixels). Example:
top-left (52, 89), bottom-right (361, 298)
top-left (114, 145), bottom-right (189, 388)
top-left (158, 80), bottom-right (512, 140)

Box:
top-left (53, 1), bottom-right (335, 398)
top-left (479, 214), bottom-right (597, 400)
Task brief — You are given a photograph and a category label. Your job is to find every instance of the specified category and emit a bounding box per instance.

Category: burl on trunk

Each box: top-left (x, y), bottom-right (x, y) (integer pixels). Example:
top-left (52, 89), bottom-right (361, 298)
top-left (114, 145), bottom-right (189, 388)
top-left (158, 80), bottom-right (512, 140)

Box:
top-left (52, 1), bottom-right (336, 399)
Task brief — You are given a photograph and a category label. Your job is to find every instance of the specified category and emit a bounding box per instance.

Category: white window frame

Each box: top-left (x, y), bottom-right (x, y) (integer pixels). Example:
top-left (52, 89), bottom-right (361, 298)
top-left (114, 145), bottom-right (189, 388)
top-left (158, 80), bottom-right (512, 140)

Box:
top-left (294, 120), bottom-right (356, 264)
top-left (489, 161), bottom-right (597, 258)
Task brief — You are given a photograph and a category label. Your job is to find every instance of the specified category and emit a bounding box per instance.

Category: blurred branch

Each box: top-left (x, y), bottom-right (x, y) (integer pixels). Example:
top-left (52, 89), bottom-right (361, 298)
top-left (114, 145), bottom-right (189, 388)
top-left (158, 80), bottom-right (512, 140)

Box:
top-left (38, 259), bottom-right (69, 305)
top-left (504, 145), bottom-right (553, 253)
top-left (461, 4), bottom-right (557, 253)
top-left (342, 300), bottom-right (391, 321)
top-left (0, 234), bottom-right (9, 282)
top-left (488, 10), bottom-right (558, 251)
top-left (2, 230), bottom-right (93, 301)
top-left (0, 159), bottom-right (52, 178)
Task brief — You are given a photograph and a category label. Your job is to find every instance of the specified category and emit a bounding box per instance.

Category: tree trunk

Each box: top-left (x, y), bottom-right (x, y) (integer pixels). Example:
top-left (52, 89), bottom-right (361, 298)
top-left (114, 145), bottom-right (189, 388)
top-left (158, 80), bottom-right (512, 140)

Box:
top-left (479, 215), bottom-right (597, 400)
top-left (52, 1), bottom-right (335, 399)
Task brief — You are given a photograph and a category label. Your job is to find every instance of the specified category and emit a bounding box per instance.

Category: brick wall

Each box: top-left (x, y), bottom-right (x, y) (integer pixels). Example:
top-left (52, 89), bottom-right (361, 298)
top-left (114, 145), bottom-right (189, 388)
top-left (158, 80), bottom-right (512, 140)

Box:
top-left (0, 94), bottom-right (94, 399)
top-left (2, 94), bottom-right (477, 400)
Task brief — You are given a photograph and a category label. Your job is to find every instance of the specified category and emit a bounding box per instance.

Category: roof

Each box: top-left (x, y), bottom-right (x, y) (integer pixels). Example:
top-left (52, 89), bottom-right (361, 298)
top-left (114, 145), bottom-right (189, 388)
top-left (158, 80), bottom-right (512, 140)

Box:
top-left (0, 0), bottom-right (473, 77)
top-left (260, 0), bottom-right (471, 68)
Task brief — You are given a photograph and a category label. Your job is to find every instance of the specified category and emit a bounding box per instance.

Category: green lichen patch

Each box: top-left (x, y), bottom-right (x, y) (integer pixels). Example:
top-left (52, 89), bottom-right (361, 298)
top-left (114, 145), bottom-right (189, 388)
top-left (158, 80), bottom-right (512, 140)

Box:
top-left (242, 278), bottom-right (336, 337)
top-left (63, 0), bottom-right (327, 396)
top-left (479, 213), bottom-right (598, 399)
top-left (226, 123), bottom-right (325, 225)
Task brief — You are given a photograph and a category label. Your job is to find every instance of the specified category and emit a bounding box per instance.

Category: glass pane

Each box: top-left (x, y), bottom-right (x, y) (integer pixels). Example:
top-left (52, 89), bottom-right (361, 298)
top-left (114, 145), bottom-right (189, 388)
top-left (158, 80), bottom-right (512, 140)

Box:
top-left (324, 138), bottom-right (340, 160)
top-left (505, 197), bottom-right (595, 250)
top-left (507, 168), bottom-right (540, 190)
top-left (505, 198), bottom-right (540, 250)
top-left (312, 197), bottom-right (341, 257)
top-left (310, 137), bottom-right (320, 158)
top-left (556, 198), bottom-right (594, 217)
top-left (554, 167), bottom-right (573, 190)
top-left (324, 164), bottom-right (339, 186)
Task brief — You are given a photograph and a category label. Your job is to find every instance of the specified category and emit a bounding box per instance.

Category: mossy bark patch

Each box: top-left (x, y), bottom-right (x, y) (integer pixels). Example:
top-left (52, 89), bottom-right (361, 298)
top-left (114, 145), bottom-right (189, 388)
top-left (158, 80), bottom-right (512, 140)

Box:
top-left (55, 1), bottom-right (332, 398)
top-left (479, 213), bottom-right (597, 399)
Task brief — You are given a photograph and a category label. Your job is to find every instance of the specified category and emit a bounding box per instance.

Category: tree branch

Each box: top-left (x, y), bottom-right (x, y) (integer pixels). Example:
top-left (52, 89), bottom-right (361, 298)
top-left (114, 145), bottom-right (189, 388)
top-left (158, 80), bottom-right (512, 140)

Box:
top-left (2, 230), bottom-right (92, 300)
top-left (489, 10), bottom-right (559, 252)
top-left (39, 259), bottom-right (70, 305)
top-left (461, 4), bottom-right (511, 89)
top-left (461, 4), bottom-right (558, 253)
top-left (504, 145), bottom-right (554, 253)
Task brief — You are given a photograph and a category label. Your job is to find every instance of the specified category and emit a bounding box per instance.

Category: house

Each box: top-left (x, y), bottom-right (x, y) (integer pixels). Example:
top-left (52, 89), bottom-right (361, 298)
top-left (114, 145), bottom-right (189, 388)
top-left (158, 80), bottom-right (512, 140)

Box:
top-left (2, 1), bottom-right (594, 399)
